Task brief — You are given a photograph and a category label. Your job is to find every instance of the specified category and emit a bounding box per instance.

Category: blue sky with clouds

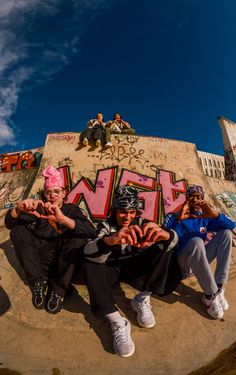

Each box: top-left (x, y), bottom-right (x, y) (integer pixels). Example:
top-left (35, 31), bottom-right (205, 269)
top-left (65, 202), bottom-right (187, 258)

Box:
top-left (0, 0), bottom-right (236, 155)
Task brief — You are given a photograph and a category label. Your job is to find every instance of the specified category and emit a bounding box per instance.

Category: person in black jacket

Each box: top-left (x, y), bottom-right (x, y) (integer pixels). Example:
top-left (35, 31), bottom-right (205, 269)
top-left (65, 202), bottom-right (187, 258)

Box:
top-left (5, 165), bottom-right (96, 314)
top-left (82, 185), bottom-right (178, 357)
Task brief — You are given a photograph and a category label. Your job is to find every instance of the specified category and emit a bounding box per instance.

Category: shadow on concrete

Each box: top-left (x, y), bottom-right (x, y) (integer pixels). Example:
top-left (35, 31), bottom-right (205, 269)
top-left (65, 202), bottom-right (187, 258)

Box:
top-left (63, 287), bottom-right (114, 355)
top-left (63, 282), bottom-right (141, 353)
top-left (75, 141), bottom-right (103, 152)
top-left (0, 286), bottom-right (11, 316)
top-left (154, 282), bottom-right (223, 320)
top-left (0, 239), bottom-right (27, 284)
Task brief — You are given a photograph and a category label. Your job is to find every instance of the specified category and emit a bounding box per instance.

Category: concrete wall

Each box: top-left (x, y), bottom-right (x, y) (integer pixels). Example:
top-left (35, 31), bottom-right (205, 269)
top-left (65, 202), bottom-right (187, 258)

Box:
top-left (1, 133), bottom-right (236, 224)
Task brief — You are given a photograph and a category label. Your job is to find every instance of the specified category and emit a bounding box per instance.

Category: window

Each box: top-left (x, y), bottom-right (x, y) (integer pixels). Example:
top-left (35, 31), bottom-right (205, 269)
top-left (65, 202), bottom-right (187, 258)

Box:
top-left (209, 159), bottom-right (212, 166)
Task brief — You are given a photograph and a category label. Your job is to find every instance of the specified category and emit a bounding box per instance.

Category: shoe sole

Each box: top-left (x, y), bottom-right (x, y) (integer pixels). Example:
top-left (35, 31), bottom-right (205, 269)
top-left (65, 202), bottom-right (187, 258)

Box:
top-left (116, 344), bottom-right (135, 358)
top-left (131, 300), bottom-right (156, 328)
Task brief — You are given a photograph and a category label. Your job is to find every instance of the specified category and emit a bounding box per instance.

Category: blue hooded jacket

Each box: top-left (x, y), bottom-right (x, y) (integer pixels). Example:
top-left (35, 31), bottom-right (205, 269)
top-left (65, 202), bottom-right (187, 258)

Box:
top-left (163, 212), bottom-right (235, 253)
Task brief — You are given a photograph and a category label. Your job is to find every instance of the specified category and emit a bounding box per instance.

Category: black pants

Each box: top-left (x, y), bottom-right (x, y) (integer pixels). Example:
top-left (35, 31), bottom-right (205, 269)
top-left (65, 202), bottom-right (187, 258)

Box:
top-left (81, 245), bottom-right (178, 316)
top-left (80, 125), bottom-right (103, 142)
top-left (10, 224), bottom-right (86, 296)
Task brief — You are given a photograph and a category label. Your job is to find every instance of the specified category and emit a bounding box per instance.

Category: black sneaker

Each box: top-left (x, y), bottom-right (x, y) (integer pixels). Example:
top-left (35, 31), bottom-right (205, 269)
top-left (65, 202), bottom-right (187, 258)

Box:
top-left (46, 289), bottom-right (64, 314)
top-left (31, 280), bottom-right (48, 309)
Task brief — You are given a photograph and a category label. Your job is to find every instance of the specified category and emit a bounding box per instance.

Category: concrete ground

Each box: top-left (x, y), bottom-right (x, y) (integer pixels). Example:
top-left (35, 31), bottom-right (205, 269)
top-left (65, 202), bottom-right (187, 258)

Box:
top-left (0, 225), bottom-right (236, 375)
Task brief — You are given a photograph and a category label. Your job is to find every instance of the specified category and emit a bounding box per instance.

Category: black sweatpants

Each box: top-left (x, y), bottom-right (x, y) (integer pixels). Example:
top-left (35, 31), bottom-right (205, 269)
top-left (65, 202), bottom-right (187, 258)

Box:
top-left (80, 125), bottom-right (103, 142)
top-left (10, 224), bottom-right (86, 296)
top-left (81, 245), bottom-right (176, 316)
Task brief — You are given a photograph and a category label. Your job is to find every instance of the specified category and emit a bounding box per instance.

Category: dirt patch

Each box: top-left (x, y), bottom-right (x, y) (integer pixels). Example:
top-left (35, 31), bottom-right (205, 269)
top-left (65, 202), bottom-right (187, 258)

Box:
top-left (0, 369), bottom-right (22, 375)
top-left (189, 341), bottom-right (236, 374)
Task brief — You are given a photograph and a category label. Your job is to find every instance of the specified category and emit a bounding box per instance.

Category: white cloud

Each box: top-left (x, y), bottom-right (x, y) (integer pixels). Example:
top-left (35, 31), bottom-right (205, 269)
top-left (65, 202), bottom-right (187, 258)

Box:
top-left (0, 0), bottom-right (112, 149)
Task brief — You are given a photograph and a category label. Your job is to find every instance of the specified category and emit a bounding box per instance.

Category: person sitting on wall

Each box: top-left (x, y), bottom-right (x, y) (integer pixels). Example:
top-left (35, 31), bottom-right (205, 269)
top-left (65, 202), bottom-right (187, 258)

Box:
top-left (80, 113), bottom-right (105, 147)
top-left (5, 165), bottom-right (96, 314)
top-left (104, 113), bottom-right (136, 148)
top-left (81, 185), bottom-right (179, 358)
top-left (162, 184), bottom-right (235, 320)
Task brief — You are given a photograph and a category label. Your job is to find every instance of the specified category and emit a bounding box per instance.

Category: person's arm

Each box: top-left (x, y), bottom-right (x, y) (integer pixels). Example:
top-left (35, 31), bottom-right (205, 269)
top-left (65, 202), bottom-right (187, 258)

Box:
top-left (4, 199), bottom-right (43, 229)
top-left (208, 213), bottom-right (235, 231)
top-left (121, 120), bottom-right (131, 129)
top-left (140, 221), bottom-right (178, 251)
top-left (84, 222), bottom-right (142, 263)
top-left (84, 222), bottom-right (112, 263)
top-left (87, 119), bottom-right (95, 128)
top-left (44, 204), bottom-right (96, 239)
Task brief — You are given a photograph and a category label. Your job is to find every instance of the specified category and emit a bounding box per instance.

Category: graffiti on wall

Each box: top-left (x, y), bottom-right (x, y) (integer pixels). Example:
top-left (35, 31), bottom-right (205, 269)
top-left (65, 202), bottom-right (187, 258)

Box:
top-left (47, 134), bottom-right (76, 145)
top-left (58, 166), bottom-right (188, 223)
top-left (216, 191), bottom-right (236, 220)
top-left (224, 146), bottom-right (236, 181)
top-left (0, 178), bottom-right (26, 208)
top-left (0, 150), bottom-right (42, 173)
top-left (99, 136), bottom-right (149, 169)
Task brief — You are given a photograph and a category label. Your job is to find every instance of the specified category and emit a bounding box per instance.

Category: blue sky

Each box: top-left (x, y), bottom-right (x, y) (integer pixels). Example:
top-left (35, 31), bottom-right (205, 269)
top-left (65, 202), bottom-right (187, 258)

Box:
top-left (0, 0), bottom-right (236, 155)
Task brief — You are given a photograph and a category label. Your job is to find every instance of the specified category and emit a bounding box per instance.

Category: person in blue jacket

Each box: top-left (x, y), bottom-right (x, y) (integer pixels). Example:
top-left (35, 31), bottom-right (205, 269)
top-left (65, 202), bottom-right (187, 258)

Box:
top-left (163, 184), bottom-right (235, 320)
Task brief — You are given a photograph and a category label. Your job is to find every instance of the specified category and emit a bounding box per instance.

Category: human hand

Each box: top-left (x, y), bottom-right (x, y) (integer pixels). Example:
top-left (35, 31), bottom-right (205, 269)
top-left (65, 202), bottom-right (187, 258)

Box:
top-left (15, 199), bottom-right (45, 218)
top-left (137, 223), bottom-right (170, 248)
top-left (198, 200), bottom-right (219, 219)
top-left (103, 225), bottom-right (143, 247)
top-left (176, 200), bottom-right (191, 220)
top-left (40, 202), bottom-right (66, 224)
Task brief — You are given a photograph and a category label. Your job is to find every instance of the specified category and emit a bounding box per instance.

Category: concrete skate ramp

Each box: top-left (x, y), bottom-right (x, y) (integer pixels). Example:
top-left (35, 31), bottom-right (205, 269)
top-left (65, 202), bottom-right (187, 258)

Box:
top-left (0, 134), bottom-right (236, 375)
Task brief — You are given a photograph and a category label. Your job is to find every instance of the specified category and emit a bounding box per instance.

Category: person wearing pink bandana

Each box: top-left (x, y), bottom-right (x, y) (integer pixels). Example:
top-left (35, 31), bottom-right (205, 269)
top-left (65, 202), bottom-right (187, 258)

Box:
top-left (5, 165), bottom-right (96, 314)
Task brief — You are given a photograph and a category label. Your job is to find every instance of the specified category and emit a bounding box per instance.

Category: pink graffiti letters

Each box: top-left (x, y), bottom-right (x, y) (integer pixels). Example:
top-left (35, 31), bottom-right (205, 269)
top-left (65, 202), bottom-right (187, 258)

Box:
top-left (59, 166), bottom-right (188, 222)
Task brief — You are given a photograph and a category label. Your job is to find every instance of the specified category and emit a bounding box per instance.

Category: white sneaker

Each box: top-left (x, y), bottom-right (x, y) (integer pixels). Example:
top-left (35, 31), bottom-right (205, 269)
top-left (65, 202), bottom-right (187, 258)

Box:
top-left (96, 139), bottom-right (101, 147)
top-left (218, 288), bottom-right (229, 311)
top-left (82, 138), bottom-right (88, 146)
top-left (202, 294), bottom-right (224, 319)
top-left (131, 296), bottom-right (156, 328)
top-left (111, 318), bottom-right (135, 357)
top-left (104, 141), bottom-right (112, 148)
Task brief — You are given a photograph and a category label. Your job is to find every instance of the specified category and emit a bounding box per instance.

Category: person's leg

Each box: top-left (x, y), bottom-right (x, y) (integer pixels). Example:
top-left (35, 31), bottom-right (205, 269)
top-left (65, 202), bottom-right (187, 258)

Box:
top-left (178, 237), bottom-right (223, 318)
top-left (178, 237), bottom-right (218, 295)
top-left (104, 127), bottom-right (111, 141)
top-left (10, 225), bottom-right (54, 283)
top-left (80, 128), bottom-right (92, 145)
top-left (120, 248), bottom-right (174, 328)
top-left (10, 225), bottom-right (55, 309)
top-left (46, 237), bottom-right (87, 314)
top-left (93, 125), bottom-right (103, 141)
top-left (205, 229), bottom-right (232, 285)
top-left (82, 260), bottom-right (135, 357)
top-left (205, 229), bottom-right (232, 310)
top-left (122, 128), bottom-right (136, 135)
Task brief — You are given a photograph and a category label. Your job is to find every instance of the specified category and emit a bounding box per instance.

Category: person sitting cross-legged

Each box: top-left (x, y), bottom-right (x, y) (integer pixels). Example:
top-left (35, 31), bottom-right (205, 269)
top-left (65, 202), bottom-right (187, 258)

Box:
top-left (163, 184), bottom-right (235, 320)
top-left (5, 165), bottom-right (96, 314)
top-left (82, 185), bottom-right (178, 357)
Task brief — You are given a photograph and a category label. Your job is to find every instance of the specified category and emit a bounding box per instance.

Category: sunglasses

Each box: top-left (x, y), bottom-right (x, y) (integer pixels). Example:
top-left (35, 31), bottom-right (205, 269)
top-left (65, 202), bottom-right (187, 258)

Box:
top-left (44, 188), bottom-right (63, 196)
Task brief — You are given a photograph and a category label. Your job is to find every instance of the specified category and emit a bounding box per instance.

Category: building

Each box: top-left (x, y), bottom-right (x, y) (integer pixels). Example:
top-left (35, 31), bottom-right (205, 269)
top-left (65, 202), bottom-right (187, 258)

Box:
top-left (218, 115), bottom-right (236, 181)
top-left (197, 150), bottom-right (225, 179)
